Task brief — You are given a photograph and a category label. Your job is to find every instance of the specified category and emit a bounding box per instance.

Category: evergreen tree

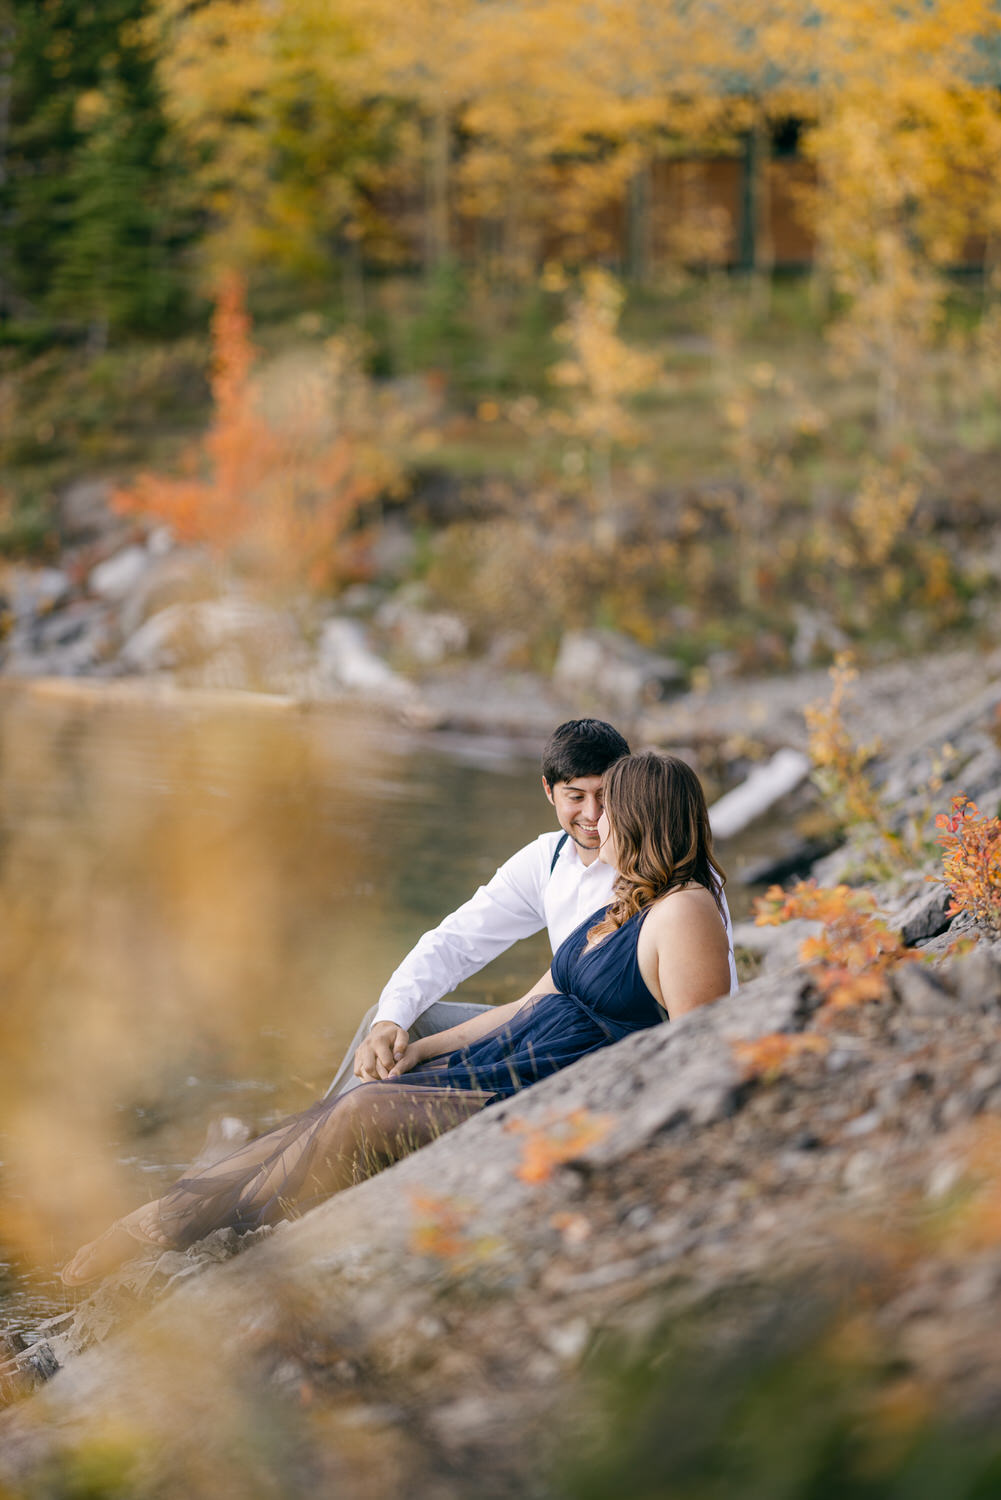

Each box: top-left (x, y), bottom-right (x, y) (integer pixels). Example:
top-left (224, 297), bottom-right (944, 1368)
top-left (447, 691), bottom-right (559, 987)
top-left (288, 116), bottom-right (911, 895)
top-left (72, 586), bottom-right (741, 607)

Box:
top-left (3, 0), bottom-right (191, 339)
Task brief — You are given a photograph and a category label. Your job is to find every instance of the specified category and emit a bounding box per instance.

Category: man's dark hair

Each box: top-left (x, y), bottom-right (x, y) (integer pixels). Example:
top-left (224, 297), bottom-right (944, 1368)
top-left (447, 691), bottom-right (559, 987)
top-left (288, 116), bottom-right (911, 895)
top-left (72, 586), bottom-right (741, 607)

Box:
top-left (542, 719), bottom-right (630, 787)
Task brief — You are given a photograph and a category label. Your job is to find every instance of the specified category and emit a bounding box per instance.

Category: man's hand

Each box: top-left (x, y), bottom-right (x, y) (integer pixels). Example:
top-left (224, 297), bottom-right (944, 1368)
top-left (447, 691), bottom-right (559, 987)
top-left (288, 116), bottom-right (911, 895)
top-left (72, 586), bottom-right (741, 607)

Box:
top-left (353, 1022), bottom-right (409, 1082)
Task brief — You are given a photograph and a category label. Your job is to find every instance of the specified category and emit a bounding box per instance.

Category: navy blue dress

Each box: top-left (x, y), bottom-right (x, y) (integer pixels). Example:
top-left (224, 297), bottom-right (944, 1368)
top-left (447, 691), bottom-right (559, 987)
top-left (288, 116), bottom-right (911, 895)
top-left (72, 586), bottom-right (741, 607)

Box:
top-left (399, 903), bottom-right (666, 1100)
top-left (151, 904), bottom-right (667, 1246)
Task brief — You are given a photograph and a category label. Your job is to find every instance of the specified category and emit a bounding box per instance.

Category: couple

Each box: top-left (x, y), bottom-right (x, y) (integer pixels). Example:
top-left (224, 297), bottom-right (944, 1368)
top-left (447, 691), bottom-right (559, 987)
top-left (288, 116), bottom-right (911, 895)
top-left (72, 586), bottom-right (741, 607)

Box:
top-left (61, 720), bottom-right (736, 1286)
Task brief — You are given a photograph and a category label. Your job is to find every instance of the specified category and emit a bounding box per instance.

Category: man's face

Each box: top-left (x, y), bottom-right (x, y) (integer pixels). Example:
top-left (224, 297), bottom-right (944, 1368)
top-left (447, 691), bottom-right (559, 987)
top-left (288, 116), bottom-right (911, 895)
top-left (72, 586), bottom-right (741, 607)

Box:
top-left (543, 773), bottom-right (605, 854)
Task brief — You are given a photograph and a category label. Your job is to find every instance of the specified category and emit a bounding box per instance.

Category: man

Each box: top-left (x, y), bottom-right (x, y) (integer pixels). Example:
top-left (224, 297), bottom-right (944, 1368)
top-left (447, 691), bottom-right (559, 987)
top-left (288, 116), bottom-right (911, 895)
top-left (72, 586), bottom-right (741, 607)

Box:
top-left (325, 719), bottom-right (629, 1097)
top-left (326, 718), bottom-right (737, 1098)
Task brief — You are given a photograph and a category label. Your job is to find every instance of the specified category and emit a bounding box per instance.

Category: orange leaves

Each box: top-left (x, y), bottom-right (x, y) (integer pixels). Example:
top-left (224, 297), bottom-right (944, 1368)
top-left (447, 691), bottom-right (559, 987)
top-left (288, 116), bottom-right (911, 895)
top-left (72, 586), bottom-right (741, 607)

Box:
top-left (732, 1032), bottom-right (830, 1083)
top-left (405, 1109), bottom-right (615, 1267)
top-left (755, 878), bottom-right (879, 928)
top-left (113, 271), bottom-right (261, 551)
top-left (745, 875), bottom-right (914, 1091)
top-left (850, 466), bottom-right (920, 569)
top-left (934, 793), bottom-right (1001, 931)
top-left (113, 274), bottom-right (403, 593)
top-left (409, 1192), bottom-right (470, 1261)
top-left (754, 879), bottom-right (916, 1010)
top-left (505, 1108), bottom-right (614, 1185)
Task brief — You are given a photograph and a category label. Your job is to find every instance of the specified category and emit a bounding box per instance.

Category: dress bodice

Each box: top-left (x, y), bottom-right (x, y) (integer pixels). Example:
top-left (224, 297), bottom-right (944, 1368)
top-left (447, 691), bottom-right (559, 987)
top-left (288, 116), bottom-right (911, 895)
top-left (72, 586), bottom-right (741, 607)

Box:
top-left (550, 904), bottom-right (665, 1031)
top-left (398, 900), bottom-right (666, 1102)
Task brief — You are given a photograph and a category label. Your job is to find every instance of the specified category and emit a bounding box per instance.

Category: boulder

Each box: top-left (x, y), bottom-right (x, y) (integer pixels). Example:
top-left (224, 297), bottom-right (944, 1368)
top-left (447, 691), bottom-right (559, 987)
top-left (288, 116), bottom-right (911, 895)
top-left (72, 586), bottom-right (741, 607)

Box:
top-left (553, 629), bottom-right (686, 714)
top-left (375, 597), bottom-right (469, 666)
top-left (88, 544), bottom-right (152, 604)
top-left (1, 601), bottom-right (115, 678)
top-left (758, 918), bottom-right (822, 975)
top-left (4, 566), bottom-right (72, 621)
top-left (0, 567), bottom-right (114, 677)
top-left (117, 548), bottom-right (219, 640)
top-left (316, 618), bottom-right (416, 703)
top-left (894, 882), bottom-right (954, 946)
top-left (120, 600), bottom-right (309, 691)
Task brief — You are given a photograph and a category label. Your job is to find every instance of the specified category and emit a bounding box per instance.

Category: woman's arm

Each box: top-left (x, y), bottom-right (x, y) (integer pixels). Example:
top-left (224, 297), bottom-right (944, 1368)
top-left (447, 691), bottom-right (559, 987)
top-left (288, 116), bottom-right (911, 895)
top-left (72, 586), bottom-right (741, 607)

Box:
top-left (640, 890), bottom-right (732, 1020)
top-left (387, 969), bottom-right (557, 1077)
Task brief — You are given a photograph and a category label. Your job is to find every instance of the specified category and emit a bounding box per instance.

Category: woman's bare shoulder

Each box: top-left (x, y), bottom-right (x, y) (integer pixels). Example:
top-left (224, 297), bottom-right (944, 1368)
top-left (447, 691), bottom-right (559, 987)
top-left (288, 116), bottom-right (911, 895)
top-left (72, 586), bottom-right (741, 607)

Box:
top-left (644, 885), bottom-right (724, 931)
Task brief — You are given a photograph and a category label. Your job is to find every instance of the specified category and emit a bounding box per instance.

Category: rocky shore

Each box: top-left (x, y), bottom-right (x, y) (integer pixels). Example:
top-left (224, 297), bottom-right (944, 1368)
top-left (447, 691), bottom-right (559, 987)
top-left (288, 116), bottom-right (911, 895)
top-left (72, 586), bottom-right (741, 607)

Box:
top-left (0, 625), bottom-right (1000, 1495)
top-left (5, 478), bottom-right (999, 777)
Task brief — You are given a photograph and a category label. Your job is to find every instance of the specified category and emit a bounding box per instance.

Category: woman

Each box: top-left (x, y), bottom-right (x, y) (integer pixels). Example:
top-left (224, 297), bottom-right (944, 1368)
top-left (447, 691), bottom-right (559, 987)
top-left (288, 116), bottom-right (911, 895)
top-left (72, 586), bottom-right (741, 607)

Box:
top-left (61, 752), bottom-right (732, 1286)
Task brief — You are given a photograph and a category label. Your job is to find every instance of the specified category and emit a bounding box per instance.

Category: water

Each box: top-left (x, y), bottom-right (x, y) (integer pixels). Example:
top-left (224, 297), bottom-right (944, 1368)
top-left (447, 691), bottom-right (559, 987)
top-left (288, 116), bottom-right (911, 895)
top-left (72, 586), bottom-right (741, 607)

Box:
top-left (0, 681), bottom-right (774, 1332)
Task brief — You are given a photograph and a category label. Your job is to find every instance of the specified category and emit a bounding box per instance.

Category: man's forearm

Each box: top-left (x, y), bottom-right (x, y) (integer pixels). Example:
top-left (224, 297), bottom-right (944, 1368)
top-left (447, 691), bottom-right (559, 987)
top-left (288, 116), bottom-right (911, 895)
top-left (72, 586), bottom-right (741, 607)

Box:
top-left (373, 843), bottom-right (550, 1031)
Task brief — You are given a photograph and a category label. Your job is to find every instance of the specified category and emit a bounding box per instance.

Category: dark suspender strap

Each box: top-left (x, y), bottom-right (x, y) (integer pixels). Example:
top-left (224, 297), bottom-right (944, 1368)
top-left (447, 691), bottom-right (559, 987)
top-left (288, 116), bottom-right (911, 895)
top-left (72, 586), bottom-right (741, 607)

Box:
top-left (549, 831), bottom-right (569, 875)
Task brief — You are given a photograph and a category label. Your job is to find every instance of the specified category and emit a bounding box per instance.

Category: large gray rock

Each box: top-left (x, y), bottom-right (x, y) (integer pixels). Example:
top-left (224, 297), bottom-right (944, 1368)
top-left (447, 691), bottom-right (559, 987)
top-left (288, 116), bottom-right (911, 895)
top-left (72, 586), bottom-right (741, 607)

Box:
top-left (5, 940), bottom-right (1001, 1493)
top-left (0, 569), bottom-right (113, 678)
top-left (375, 597), bottom-right (469, 666)
top-left (316, 618), bottom-right (416, 703)
top-left (88, 544), bottom-right (152, 604)
top-left (553, 629), bottom-right (686, 714)
top-left (117, 547), bottom-right (219, 640)
top-left (895, 882), bottom-right (954, 946)
top-left (4, 566), bottom-right (72, 621)
top-left (120, 599), bottom-right (310, 691)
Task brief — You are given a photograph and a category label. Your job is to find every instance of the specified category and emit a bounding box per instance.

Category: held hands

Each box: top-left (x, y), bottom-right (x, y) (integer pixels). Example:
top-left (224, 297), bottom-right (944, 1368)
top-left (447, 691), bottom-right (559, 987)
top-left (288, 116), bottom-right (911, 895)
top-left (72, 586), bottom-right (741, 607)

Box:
top-left (386, 1040), bottom-right (427, 1079)
top-left (353, 1022), bottom-right (409, 1082)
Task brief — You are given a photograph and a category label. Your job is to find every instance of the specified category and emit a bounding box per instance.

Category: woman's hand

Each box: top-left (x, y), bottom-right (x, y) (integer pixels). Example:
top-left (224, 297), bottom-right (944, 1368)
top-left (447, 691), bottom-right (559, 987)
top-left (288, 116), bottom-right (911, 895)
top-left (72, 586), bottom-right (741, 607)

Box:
top-left (386, 1038), bottom-right (432, 1078)
top-left (384, 977), bottom-right (555, 1078)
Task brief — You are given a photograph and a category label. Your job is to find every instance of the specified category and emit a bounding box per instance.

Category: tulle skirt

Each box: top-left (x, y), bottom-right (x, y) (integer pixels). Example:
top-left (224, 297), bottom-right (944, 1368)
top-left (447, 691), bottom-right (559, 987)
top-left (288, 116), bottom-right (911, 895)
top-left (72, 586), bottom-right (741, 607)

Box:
top-left (152, 992), bottom-right (621, 1249)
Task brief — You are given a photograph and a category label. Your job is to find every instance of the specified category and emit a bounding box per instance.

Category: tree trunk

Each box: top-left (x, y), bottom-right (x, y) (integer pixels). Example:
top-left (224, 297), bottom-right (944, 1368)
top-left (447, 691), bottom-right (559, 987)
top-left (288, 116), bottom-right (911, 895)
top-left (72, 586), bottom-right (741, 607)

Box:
top-left (749, 111), bottom-right (774, 320)
top-left (425, 106), bottom-right (450, 275)
top-left (627, 160), bottom-right (652, 286)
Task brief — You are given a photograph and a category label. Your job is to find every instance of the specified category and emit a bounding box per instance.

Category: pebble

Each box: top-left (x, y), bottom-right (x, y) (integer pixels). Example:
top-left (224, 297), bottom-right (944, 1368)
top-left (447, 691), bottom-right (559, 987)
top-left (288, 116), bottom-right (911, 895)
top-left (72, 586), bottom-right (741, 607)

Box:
top-left (925, 1158), bottom-right (963, 1200)
top-left (543, 1318), bottom-right (590, 1363)
top-left (843, 1108), bottom-right (882, 1138)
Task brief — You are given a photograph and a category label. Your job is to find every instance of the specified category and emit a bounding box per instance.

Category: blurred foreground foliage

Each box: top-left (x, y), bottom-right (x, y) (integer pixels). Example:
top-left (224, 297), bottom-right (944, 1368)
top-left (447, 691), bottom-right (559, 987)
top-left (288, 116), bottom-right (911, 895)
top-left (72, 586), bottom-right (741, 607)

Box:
top-left (0, 689), bottom-right (391, 1268)
top-left (562, 1296), bottom-right (1001, 1500)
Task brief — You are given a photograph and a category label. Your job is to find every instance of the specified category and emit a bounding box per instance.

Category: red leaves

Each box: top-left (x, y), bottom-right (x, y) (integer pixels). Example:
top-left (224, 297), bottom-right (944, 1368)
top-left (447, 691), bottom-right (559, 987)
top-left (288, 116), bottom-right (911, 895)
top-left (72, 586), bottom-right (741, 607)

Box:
top-left (933, 793), bottom-right (1001, 931)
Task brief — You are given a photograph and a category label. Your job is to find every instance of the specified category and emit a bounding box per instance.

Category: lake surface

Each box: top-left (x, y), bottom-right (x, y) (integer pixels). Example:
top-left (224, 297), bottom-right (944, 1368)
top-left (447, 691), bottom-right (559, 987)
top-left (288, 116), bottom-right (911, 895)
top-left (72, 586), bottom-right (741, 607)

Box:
top-left (0, 682), bottom-right (768, 1331)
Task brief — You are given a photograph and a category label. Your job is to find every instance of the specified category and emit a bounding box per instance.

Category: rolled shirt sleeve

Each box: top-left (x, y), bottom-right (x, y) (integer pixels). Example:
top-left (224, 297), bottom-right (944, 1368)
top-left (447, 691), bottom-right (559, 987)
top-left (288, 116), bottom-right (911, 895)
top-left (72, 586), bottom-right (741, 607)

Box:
top-left (373, 836), bottom-right (555, 1032)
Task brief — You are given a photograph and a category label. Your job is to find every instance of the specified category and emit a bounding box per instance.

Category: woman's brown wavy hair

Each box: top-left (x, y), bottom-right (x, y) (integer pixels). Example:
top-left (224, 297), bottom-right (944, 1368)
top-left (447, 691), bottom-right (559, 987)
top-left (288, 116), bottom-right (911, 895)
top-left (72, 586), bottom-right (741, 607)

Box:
top-left (587, 751), bottom-right (726, 944)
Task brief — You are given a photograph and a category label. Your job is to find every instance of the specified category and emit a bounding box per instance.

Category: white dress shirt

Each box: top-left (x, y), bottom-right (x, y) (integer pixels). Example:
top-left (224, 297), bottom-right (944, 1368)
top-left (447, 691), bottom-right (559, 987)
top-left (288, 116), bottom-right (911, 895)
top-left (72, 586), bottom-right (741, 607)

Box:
top-left (374, 831), bottom-right (738, 1032)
